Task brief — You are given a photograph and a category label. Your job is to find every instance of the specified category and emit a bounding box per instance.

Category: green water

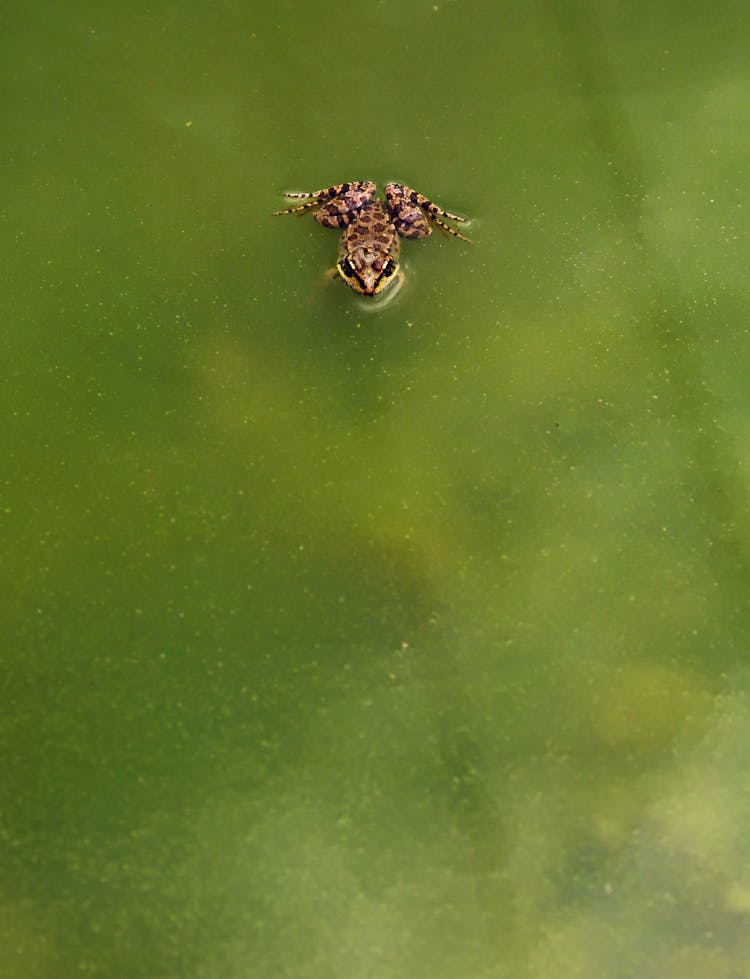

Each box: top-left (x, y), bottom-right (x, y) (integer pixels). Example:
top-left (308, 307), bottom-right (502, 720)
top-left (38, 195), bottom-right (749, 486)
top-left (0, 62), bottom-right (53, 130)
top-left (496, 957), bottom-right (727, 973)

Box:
top-left (4, 1), bottom-right (750, 976)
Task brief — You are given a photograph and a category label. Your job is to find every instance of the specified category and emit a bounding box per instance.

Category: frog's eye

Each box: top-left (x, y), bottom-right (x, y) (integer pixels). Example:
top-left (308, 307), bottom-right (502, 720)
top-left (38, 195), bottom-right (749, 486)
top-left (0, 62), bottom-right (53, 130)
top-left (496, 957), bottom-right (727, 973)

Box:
top-left (340, 257), bottom-right (356, 277)
top-left (382, 258), bottom-right (396, 277)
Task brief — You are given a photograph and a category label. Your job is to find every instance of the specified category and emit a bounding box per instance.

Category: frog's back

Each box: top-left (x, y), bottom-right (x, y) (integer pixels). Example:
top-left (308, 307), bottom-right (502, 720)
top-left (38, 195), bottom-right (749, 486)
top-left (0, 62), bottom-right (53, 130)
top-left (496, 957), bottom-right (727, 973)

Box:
top-left (344, 199), bottom-right (398, 254)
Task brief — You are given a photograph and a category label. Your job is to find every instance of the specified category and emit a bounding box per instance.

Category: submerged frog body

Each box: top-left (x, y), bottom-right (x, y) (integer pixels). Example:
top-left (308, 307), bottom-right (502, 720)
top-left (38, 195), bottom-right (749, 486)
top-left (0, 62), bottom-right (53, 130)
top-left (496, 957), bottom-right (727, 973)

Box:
top-left (273, 180), bottom-right (470, 296)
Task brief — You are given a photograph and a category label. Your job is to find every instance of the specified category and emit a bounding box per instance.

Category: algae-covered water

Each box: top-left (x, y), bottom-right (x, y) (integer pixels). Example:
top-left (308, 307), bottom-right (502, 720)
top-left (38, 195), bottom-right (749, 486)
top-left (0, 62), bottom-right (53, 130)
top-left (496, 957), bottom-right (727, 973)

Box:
top-left (4, 2), bottom-right (750, 976)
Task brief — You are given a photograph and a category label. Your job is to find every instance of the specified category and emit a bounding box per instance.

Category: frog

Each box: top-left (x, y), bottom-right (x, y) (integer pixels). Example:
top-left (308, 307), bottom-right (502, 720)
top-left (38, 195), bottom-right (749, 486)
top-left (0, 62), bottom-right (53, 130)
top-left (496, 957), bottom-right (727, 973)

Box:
top-left (273, 181), bottom-right (470, 296)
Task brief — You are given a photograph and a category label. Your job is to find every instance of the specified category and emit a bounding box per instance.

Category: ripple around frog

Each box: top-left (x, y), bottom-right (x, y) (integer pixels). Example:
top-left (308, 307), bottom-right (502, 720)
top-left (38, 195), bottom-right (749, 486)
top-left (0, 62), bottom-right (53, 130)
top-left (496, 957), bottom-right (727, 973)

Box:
top-left (349, 266), bottom-right (407, 313)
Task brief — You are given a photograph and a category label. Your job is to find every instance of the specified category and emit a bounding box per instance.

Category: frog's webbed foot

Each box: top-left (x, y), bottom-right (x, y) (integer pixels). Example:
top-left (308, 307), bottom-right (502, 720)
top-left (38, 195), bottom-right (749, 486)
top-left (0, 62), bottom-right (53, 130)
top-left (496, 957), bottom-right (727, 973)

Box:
top-left (385, 183), bottom-right (471, 242)
top-left (274, 181), bottom-right (377, 228)
top-left (272, 198), bottom-right (321, 217)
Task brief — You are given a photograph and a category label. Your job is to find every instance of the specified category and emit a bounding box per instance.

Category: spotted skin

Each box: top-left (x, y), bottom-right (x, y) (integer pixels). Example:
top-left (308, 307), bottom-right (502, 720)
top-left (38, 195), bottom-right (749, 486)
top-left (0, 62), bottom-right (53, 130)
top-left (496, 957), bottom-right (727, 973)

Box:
top-left (273, 180), bottom-right (470, 296)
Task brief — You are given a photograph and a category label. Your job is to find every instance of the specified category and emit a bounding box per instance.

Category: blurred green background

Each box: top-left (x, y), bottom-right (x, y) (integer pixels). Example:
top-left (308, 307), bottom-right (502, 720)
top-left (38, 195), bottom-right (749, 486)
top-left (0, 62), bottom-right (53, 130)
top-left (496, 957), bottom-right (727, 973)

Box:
top-left (3, 1), bottom-right (750, 976)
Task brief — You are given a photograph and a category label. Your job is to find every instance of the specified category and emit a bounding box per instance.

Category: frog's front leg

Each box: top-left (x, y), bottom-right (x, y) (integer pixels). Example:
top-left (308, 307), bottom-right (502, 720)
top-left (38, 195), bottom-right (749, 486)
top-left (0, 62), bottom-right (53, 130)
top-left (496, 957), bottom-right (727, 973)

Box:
top-left (384, 183), bottom-right (471, 242)
top-left (273, 181), bottom-right (376, 228)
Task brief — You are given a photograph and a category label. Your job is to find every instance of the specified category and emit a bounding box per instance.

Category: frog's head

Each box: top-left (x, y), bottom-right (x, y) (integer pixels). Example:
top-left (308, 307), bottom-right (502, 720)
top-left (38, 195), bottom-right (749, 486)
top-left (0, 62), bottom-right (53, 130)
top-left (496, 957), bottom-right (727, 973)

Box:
top-left (337, 247), bottom-right (399, 296)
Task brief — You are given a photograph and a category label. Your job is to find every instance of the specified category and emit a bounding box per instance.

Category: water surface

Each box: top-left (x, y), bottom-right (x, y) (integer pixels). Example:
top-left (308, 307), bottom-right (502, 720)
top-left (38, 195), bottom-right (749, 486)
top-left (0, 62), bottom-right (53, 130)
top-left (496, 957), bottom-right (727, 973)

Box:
top-left (3, 2), bottom-right (750, 976)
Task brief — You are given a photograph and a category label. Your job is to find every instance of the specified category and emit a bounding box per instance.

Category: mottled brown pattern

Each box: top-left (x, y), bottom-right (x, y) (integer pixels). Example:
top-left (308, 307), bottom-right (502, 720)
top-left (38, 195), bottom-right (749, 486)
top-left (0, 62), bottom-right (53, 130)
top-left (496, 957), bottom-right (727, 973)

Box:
top-left (274, 180), bottom-right (470, 296)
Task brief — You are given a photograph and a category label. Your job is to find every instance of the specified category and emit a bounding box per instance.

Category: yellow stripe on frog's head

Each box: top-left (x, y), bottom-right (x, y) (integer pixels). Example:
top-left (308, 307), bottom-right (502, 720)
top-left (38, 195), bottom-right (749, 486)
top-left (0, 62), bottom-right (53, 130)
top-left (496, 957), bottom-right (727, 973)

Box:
top-left (337, 255), bottom-right (399, 296)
